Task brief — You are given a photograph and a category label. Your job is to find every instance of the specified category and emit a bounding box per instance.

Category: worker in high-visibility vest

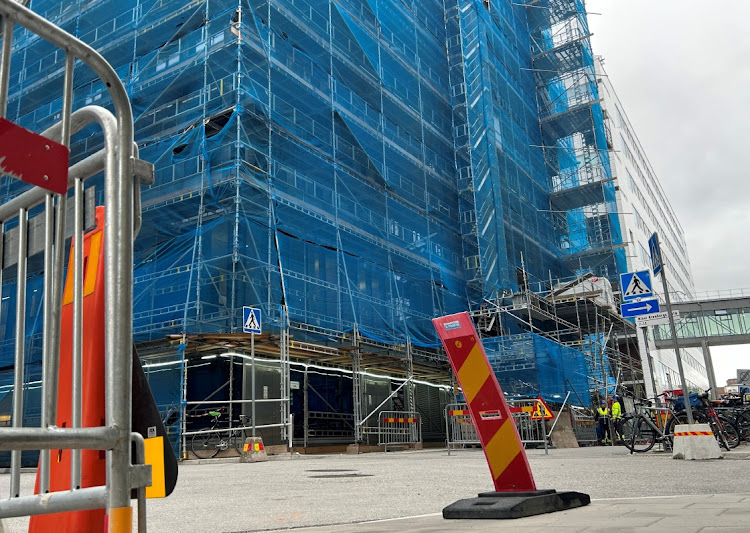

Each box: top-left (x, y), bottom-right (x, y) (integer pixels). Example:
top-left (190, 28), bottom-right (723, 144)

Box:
top-left (596, 400), bottom-right (610, 444)
top-left (611, 395), bottom-right (623, 443)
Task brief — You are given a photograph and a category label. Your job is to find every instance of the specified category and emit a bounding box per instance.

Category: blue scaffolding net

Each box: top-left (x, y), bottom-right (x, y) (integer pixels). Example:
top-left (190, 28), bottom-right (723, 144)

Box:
top-left (0, 1), bottom-right (627, 446)
top-left (483, 333), bottom-right (592, 407)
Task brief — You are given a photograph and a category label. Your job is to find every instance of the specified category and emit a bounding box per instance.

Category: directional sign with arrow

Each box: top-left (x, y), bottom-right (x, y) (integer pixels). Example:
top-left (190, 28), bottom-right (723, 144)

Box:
top-left (621, 298), bottom-right (660, 318)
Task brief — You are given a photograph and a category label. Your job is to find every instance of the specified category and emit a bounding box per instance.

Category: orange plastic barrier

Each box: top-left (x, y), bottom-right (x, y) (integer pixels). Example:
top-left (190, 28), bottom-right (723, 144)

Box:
top-left (29, 207), bottom-right (107, 532)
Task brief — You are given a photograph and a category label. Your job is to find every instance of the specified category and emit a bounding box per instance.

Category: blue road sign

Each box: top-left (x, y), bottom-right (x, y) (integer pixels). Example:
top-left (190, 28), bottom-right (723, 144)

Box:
top-left (621, 298), bottom-right (660, 318)
top-left (620, 270), bottom-right (653, 301)
top-left (243, 306), bottom-right (262, 334)
top-left (649, 233), bottom-right (662, 276)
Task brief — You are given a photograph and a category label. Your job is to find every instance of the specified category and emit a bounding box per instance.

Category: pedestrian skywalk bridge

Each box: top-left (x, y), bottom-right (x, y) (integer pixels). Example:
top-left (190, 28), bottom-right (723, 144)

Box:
top-left (652, 291), bottom-right (750, 348)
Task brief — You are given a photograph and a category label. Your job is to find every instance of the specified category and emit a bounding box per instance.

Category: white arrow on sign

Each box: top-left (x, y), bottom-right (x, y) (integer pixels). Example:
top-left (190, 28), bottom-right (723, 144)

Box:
top-left (629, 302), bottom-right (656, 313)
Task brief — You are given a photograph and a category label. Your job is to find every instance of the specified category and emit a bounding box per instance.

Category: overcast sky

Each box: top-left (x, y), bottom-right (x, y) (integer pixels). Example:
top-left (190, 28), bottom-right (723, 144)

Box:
top-left (587, 1), bottom-right (750, 385)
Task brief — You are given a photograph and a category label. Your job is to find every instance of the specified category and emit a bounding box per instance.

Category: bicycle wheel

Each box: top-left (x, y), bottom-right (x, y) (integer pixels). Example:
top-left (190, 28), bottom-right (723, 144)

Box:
top-left (624, 418), bottom-right (656, 453)
top-left (715, 415), bottom-right (740, 450)
top-left (192, 431), bottom-right (221, 459)
top-left (735, 411), bottom-right (750, 442)
top-left (234, 429), bottom-right (248, 454)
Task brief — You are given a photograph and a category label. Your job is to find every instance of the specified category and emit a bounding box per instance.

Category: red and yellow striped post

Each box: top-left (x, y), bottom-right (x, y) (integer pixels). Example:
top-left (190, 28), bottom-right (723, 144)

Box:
top-left (434, 312), bottom-right (590, 519)
top-left (433, 312), bottom-right (535, 492)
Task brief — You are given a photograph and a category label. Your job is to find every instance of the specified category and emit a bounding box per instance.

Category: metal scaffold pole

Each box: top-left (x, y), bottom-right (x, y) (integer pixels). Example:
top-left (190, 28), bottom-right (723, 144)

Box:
top-left (303, 366), bottom-right (309, 448)
top-left (280, 312), bottom-right (290, 442)
top-left (352, 324), bottom-right (363, 443)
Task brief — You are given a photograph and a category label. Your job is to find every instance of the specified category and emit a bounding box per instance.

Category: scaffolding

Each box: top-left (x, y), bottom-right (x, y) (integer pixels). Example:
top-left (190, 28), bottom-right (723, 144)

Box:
top-left (445, 0), bottom-right (563, 307)
top-left (2, 0), bottom-right (638, 451)
top-left (525, 0), bottom-right (627, 282)
top-left (472, 270), bottom-right (644, 405)
top-left (136, 326), bottom-right (450, 453)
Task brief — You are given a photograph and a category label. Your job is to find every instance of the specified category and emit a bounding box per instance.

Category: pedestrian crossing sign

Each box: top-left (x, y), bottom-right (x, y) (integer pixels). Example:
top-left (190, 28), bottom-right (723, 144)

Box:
top-left (649, 233), bottom-right (663, 276)
top-left (243, 306), bottom-right (261, 334)
top-left (530, 396), bottom-right (554, 420)
top-left (620, 270), bottom-right (653, 301)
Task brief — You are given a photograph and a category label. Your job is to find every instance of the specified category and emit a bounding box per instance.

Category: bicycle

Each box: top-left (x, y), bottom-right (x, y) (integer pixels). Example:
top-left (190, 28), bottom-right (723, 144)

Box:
top-left (689, 390), bottom-right (740, 450)
top-left (621, 394), bottom-right (691, 453)
top-left (734, 408), bottom-right (750, 442)
top-left (714, 394), bottom-right (750, 443)
top-left (191, 411), bottom-right (253, 459)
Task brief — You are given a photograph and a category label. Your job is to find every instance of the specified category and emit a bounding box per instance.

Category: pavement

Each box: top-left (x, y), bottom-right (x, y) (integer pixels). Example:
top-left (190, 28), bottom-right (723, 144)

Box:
top-left (1, 444), bottom-right (749, 532)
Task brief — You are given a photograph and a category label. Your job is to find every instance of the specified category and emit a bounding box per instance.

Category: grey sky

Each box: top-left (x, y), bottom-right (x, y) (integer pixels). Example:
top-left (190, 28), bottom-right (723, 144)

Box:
top-left (587, 1), bottom-right (750, 385)
top-left (588, 0), bottom-right (750, 293)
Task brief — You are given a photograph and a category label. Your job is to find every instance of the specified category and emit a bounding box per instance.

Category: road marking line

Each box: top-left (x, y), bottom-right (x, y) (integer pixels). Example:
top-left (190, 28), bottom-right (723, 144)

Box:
top-left (591, 494), bottom-right (693, 502)
top-left (362, 512), bottom-right (442, 524)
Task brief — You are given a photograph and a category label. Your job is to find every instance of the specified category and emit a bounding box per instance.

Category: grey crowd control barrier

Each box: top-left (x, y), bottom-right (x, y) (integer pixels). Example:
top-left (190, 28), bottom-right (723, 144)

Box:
top-left (445, 399), bottom-right (549, 454)
top-left (0, 1), bottom-right (153, 530)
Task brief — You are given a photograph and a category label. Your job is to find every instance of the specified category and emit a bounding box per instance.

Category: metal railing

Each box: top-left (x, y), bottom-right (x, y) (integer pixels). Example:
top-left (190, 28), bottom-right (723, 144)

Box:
top-left (571, 407), bottom-right (598, 445)
top-left (0, 1), bottom-right (152, 530)
top-left (377, 411), bottom-right (421, 452)
top-left (444, 404), bottom-right (478, 452)
top-left (673, 288), bottom-right (750, 303)
top-left (445, 399), bottom-right (550, 454)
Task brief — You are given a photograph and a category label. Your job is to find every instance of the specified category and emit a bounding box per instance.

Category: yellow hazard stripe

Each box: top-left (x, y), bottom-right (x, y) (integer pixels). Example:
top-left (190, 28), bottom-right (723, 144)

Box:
top-left (674, 431), bottom-right (713, 437)
top-left (456, 343), bottom-right (490, 403)
top-left (108, 507), bottom-right (132, 533)
top-left (483, 418), bottom-right (520, 482)
top-left (144, 436), bottom-right (166, 499)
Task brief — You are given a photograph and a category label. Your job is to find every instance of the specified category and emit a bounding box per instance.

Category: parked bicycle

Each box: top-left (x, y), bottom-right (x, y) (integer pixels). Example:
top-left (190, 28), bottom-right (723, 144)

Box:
top-left (621, 393), bottom-right (691, 453)
top-left (735, 409), bottom-right (750, 442)
top-left (714, 394), bottom-right (750, 443)
top-left (191, 411), bottom-right (253, 459)
top-left (687, 390), bottom-right (740, 450)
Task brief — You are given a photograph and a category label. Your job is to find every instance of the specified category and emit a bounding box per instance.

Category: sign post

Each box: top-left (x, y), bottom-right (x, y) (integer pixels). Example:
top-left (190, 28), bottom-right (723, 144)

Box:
top-left (650, 233), bottom-right (693, 424)
top-left (243, 307), bottom-right (262, 436)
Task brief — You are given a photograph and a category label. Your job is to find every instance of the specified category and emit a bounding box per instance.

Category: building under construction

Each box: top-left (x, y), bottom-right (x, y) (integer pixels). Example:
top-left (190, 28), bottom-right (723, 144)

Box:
top-left (0, 0), bottom-right (641, 453)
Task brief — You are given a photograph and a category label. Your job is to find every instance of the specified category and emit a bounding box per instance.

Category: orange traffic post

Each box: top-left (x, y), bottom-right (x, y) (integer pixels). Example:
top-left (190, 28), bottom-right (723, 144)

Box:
top-left (433, 312), bottom-right (589, 519)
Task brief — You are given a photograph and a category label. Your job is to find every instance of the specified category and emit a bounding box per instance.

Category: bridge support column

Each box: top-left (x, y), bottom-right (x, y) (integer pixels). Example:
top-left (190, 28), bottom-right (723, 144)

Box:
top-left (700, 339), bottom-right (718, 400)
top-left (637, 326), bottom-right (657, 400)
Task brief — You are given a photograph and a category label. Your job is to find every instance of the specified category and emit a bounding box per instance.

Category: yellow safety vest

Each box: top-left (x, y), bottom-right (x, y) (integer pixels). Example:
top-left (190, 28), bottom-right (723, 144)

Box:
top-left (597, 407), bottom-right (609, 418)
top-left (611, 402), bottom-right (622, 419)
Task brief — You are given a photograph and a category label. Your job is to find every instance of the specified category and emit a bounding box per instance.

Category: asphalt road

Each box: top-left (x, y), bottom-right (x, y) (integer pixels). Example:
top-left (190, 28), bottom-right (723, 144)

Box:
top-left (1, 444), bottom-right (748, 532)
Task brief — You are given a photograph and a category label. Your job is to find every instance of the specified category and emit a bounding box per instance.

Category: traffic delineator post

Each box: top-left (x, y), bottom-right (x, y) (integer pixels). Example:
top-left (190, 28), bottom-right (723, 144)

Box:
top-left (433, 312), bottom-right (590, 519)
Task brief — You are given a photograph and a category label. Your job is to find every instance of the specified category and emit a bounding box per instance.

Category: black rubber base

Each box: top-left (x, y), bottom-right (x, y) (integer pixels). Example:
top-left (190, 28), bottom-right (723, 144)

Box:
top-left (443, 489), bottom-right (590, 519)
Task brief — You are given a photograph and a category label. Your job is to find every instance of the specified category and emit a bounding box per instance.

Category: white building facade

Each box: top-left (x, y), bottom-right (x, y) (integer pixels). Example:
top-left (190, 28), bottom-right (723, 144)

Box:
top-left (595, 57), bottom-right (709, 396)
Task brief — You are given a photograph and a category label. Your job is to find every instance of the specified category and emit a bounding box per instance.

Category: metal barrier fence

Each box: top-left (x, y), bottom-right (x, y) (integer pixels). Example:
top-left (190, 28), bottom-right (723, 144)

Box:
top-left (377, 411), bottom-right (421, 451)
top-left (444, 405), bottom-right (478, 451)
top-left (445, 400), bottom-right (549, 454)
top-left (0, 1), bottom-right (151, 530)
top-left (571, 408), bottom-right (598, 445)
